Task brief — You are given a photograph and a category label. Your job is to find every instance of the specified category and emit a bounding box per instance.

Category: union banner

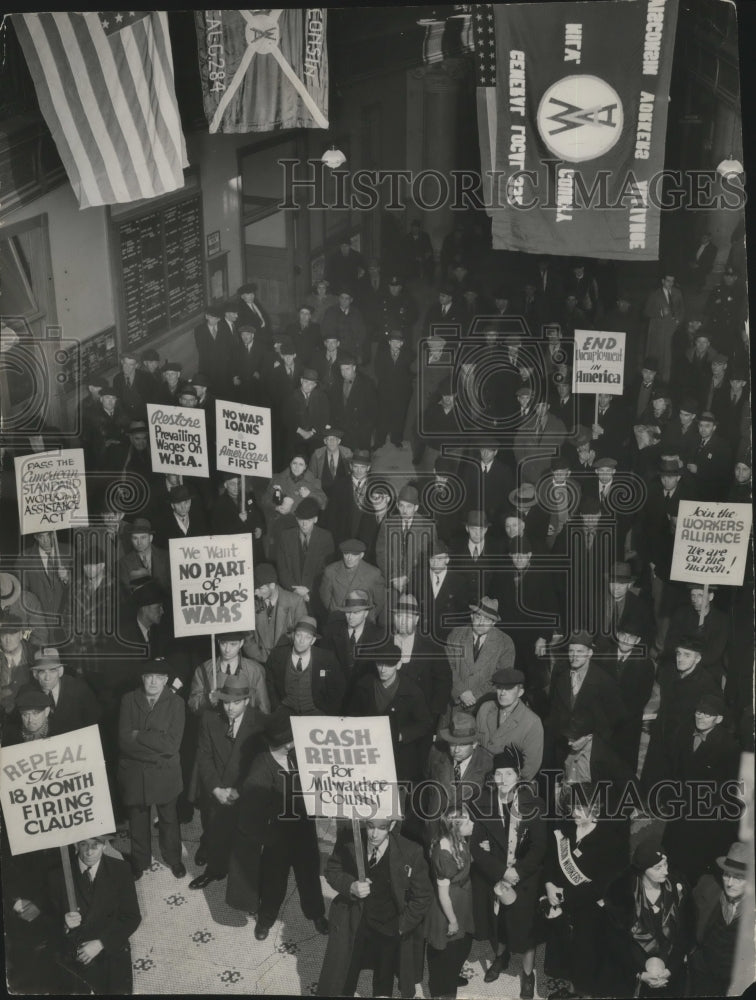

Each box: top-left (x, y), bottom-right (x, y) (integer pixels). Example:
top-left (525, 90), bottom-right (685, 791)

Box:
top-left (480, 0), bottom-right (679, 260)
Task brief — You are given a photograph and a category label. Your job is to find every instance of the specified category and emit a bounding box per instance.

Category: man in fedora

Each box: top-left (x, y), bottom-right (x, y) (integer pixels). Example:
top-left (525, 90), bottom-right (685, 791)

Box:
top-left (155, 483), bottom-right (209, 547)
top-left (243, 563), bottom-right (307, 664)
top-left (328, 349), bottom-right (376, 449)
top-left (513, 400), bottom-right (568, 485)
top-left (374, 329), bottom-right (414, 448)
top-left (228, 707), bottom-right (328, 939)
top-left (687, 410), bottom-right (731, 500)
top-left (0, 613), bottom-right (35, 717)
top-left (308, 425), bottom-right (352, 496)
top-left (426, 711), bottom-right (494, 829)
top-left (476, 668), bottom-right (543, 779)
top-left (598, 561), bottom-right (654, 650)
top-left (283, 366), bottom-right (331, 459)
top-left (689, 842), bottom-right (748, 997)
top-left (0, 571), bottom-right (48, 647)
top-left (324, 448), bottom-right (374, 545)
top-left (452, 509), bottom-right (500, 609)
top-left (663, 583), bottom-right (728, 683)
top-left (275, 494), bottom-right (335, 618)
top-left (119, 518), bottom-right (171, 596)
top-left (460, 445), bottom-right (515, 527)
top-left (375, 483), bottom-right (436, 595)
top-left (322, 590), bottom-right (384, 705)
top-left (189, 674), bottom-right (266, 890)
top-left (507, 483), bottom-right (550, 554)
top-left (446, 598), bottom-right (516, 715)
top-left (408, 538), bottom-right (470, 642)
top-left (319, 538), bottom-right (386, 625)
top-left (265, 616), bottom-right (345, 716)
top-left (18, 648), bottom-right (99, 737)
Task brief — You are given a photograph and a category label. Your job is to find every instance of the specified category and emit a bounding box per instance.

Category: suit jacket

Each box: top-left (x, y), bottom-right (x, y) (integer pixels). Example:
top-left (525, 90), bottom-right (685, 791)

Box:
top-left (597, 589), bottom-right (654, 647)
top-left (23, 546), bottom-right (70, 620)
top-left (49, 851), bottom-right (141, 994)
top-left (113, 369), bottom-right (156, 420)
top-left (194, 322), bottom-right (235, 395)
top-left (459, 456), bottom-right (515, 524)
top-left (243, 588), bottom-right (307, 663)
top-left (266, 643), bottom-right (345, 715)
top-left (188, 656), bottom-right (270, 715)
top-left (664, 605), bottom-right (729, 679)
top-left (547, 660), bottom-right (626, 745)
top-left (117, 686), bottom-right (185, 806)
top-left (689, 432), bottom-right (732, 500)
top-left (424, 743), bottom-right (494, 824)
top-left (308, 445), bottom-right (352, 493)
top-left (671, 722), bottom-right (740, 786)
top-left (119, 545), bottom-right (171, 596)
top-left (375, 513), bottom-right (437, 585)
top-left (348, 671), bottom-right (433, 781)
top-left (326, 475), bottom-right (371, 545)
top-left (321, 304), bottom-right (367, 360)
top-left (408, 565), bottom-right (471, 639)
top-left (374, 341), bottom-right (414, 401)
top-left (283, 385), bottom-right (331, 441)
top-left (209, 491), bottom-right (265, 540)
top-left (319, 558), bottom-right (386, 623)
top-left (0, 641), bottom-right (34, 715)
top-left (321, 618), bottom-right (385, 688)
top-left (18, 674), bottom-right (100, 737)
top-left (275, 525), bottom-right (335, 592)
top-left (391, 632), bottom-right (452, 719)
top-left (424, 301), bottom-right (463, 340)
top-left (593, 398), bottom-right (630, 460)
top-left (328, 372), bottom-right (377, 451)
top-left (195, 704), bottom-right (265, 796)
top-left (595, 648), bottom-right (655, 767)
top-left (446, 625), bottom-right (516, 705)
top-left (155, 502), bottom-right (209, 548)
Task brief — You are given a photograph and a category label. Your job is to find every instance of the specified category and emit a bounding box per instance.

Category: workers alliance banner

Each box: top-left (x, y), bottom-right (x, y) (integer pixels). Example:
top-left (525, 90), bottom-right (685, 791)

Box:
top-left (15, 449), bottom-right (89, 534)
top-left (291, 716), bottom-right (402, 820)
top-left (215, 400), bottom-right (273, 478)
top-left (488, 0), bottom-right (678, 260)
top-left (0, 726), bottom-right (115, 855)
top-left (169, 534), bottom-right (256, 636)
top-left (195, 9), bottom-right (328, 133)
top-left (671, 500), bottom-right (753, 587)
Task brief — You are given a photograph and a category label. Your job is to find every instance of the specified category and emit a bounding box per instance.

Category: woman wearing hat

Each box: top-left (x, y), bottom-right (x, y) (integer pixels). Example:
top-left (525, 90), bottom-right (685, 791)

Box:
top-left (261, 454), bottom-right (327, 559)
top-left (305, 278), bottom-right (337, 325)
top-left (600, 845), bottom-right (691, 997)
top-left (424, 804), bottom-right (477, 1000)
top-left (470, 745), bottom-right (546, 999)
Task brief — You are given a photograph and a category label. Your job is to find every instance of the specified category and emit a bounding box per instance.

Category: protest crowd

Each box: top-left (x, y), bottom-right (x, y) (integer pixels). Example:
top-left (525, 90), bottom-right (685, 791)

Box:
top-left (0, 227), bottom-right (752, 999)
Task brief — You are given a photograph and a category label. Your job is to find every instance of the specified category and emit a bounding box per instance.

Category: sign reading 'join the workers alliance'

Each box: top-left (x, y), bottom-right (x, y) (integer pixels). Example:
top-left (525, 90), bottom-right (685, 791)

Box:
top-left (671, 500), bottom-right (753, 587)
top-left (483, 0), bottom-right (681, 260)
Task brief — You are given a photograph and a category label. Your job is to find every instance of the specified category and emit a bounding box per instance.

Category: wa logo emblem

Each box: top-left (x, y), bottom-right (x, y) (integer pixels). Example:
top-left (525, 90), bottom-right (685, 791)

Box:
top-left (537, 75), bottom-right (623, 162)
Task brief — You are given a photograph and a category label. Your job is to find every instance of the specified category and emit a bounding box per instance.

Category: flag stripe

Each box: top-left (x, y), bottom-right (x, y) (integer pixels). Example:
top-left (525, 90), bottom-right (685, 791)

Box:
top-left (13, 11), bottom-right (187, 208)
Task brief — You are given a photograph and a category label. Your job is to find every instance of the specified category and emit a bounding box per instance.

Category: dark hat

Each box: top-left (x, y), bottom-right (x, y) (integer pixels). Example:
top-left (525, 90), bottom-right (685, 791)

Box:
top-left (651, 384), bottom-right (671, 401)
top-left (434, 456), bottom-right (457, 476)
top-left (215, 630), bottom-right (247, 642)
top-left (128, 420), bottom-right (148, 434)
top-left (301, 368), bottom-right (320, 382)
top-left (392, 593), bottom-right (420, 615)
top-left (387, 329), bottom-right (405, 341)
top-left (289, 450), bottom-right (308, 464)
top-left (710, 351), bottom-right (728, 365)
top-left (371, 640), bottom-right (403, 666)
top-left (397, 484), bottom-right (419, 504)
top-left (579, 493), bottom-right (601, 515)
top-left (678, 397), bottom-right (699, 415)
top-left (133, 582), bottom-right (164, 608)
top-left (550, 456), bottom-right (571, 472)
top-left (337, 589), bottom-right (374, 613)
top-left (735, 442), bottom-right (751, 467)
top-left (729, 364), bottom-right (749, 381)
top-left (506, 533), bottom-right (533, 555)
top-left (100, 382), bottom-right (117, 397)
top-left (292, 616), bottom-right (319, 637)
top-left (722, 265), bottom-right (738, 277)
top-left (205, 303), bottom-right (223, 318)
top-left (716, 842), bottom-right (749, 876)
top-left (632, 841), bottom-right (665, 872)
top-left (295, 496), bottom-right (321, 520)
top-left (568, 630), bottom-right (594, 649)
top-left (264, 706), bottom-right (294, 748)
top-left (338, 351), bottom-right (357, 366)
top-left (255, 563), bottom-right (278, 586)
top-left (0, 612), bottom-right (26, 634)
top-left (575, 431), bottom-right (592, 448)
top-left (87, 375), bottom-right (108, 389)
top-left (141, 657), bottom-right (169, 676)
top-left (466, 509), bottom-right (490, 528)
top-left (608, 561), bottom-right (634, 582)
top-left (239, 324), bottom-right (256, 336)
top-left (323, 425), bottom-right (343, 439)
top-left (641, 356), bottom-right (659, 371)
top-left (508, 483), bottom-right (537, 509)
top-left (492, 667), bottom-right (525, 688)
top-left (128, 568), bottom-right (152, 590)
top-left (339, 538), bottom-right (366, 555)
top-left (191, 372), bottom-right (210, 387)
top-left (658, 457), bottom-right (683, 475)
top-left (438, 711), bottom-right (479, 745)
top-left (169, 485), bottom-right (192, 503)
top-left (595, 457), bottom-right (617, 470)
top-left (178, 383), bottom-right (197, 398)
top-left (698, 410), bottom-right (717, 422)
top-left (563, 709), bottom-right (595, 740)
top-left (686, 582), bottom-right (717, 592)
top-left (142, 349), bottom-right (159, 362)
top-left (336, 285), bottom-right (354, 297)
top-left (217, 674), bottom-right (251, 702)
top-left (429, 539), bottom-right (450, 557)
top-left (387, 275), bottom-right (403, 286)
top-left (33, 647), bottom-right (63, 669)
top-left (127, 517), bottom-right (153, 534)
top-left (238, 282), bottom-right (258, 295)
top-left (438, 375), bottom-right (454, 396)
top-left (351, 449), bottom-right (372, 466)
top-left (696, 692), bottom-right (726, 717)
top-left (278, 337), bottom-right (296, 355)
top-left (469, 597), bottom-right (499, 622)
top-left (439, 283), bottom-right (455, 296)
top-left (492, 745), bottom-right (523, 774)
top-left (675, 635), bottom-right (704, 654)
top-left (222, 300), bottom-right (239, 314)
top-left (220, 470), bottom-right (241, 482)
top-left (16, 688), bottom-right (52, 711)
top-left (163, 361), bottom-right (182, 373)
top-left (493, 286), bottom-right (510, 300)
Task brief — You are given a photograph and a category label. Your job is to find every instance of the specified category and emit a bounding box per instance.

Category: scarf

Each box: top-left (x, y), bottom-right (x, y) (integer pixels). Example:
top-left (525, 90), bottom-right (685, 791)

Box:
top-left (373, 675), bottom-right (399, 714)
top-left (22, 721), bottom-right (50, 741)
top-left (631, 877), bottom-right (681, 959)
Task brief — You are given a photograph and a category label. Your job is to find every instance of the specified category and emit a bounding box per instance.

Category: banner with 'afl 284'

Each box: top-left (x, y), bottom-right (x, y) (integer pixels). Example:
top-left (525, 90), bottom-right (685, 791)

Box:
top-left (488, 0), bottom-right (679, 260)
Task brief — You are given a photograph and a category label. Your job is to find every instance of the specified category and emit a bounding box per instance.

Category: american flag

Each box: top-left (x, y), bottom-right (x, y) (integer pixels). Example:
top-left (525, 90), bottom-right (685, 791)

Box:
top-left (13, 12), bottom-right (188, 209)
top-left (472, 4), bottom-right (497, 213)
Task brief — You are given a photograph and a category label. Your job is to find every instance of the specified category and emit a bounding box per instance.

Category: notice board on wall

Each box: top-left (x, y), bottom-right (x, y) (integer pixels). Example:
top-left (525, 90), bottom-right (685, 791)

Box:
top-left (110, 182), bottom-right (205, 351)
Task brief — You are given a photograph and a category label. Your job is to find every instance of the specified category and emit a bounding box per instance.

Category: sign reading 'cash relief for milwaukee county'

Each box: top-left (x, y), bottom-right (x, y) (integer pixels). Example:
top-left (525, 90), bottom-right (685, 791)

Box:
top-left (146, 403), bottom-right (209, 478)
top-left (290, 716), bottom-right (402, 820)
top-left (215, 400), bottom-right (273, 478)
top-left (0, 726), bottom-right (115, 855)
top-left (487, 0), bottom-right (680, 260)
top-left (572, 329), bottom-right (626, 395)
top-left (14, 449), bottom-right (89, 534)
top-left (671, 500), bottom-right (753, 587)
top-left (169, 534), bottom-right (255, 636)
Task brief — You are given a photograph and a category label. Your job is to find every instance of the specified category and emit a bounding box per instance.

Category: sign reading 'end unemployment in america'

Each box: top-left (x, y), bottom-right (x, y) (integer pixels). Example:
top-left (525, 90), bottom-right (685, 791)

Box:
top-left (671, 500), bottom-right (753, 587)
top-left (15, 449), bottom-right (89, 534)
top-left (169, 534), bottom-right (255, 636)
top-left (147, 403), bottom-right (209, 477)
top-left (215, 400), bottom-right (273, 478)
top-left (0, 726), bottom-right (115, 855)
top-left (572, 330), bottom-right (626, 395)
top-left (291, 716), bottom-right (401, 820)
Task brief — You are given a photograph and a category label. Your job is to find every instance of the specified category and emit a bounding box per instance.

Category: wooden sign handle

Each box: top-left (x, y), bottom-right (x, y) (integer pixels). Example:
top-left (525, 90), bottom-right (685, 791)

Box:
top-left (240, 475), bottom-right (246, 514)
top-left (60, 845), bottom-right (77, 912)
top-left (699, 582), bottom-right (708, 626)
top-left (211, 636), bottom-right (217, 692)
top-left (351, 816), bottom-right (366, 881)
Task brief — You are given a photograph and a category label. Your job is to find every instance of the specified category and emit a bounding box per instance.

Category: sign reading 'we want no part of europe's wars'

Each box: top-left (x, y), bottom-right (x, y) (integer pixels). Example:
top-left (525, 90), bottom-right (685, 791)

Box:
top-left (147, 403), bottom-right (209, 477)
top-left (169, 534), bottom-right (255, 636)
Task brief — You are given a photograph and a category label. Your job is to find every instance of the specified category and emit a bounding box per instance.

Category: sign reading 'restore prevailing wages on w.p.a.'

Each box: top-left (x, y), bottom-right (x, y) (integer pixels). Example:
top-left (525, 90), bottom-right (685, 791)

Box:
top-left (169, 534), bottom-right (255, 636)
top-left (291, 716), bottom-right (401, 820)
top-left (147, 403), bottom-right (209, 477)
top-left (572, 330), bottom-right (626, 395)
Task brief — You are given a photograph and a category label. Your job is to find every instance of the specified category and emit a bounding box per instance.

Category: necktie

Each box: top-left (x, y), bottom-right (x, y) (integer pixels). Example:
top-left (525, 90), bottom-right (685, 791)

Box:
top-left (665, 490), bottom-right (672, 499)
top-left (147, 696), bottom-right (156, 709)
top-left (87, 867), bottom-right (95, 883)
top-left (296, 657), bottom-right (304, 673)
top-left (473, 636), bottom-right (482, 661)
top-left (454, 762), bottom-right (462, 782)
top-left (442, 305), bottom-right (448, 316)
top-left (570, 671), bottom-right (581, 699)
top-left (472, 545), bottom-right (479, 561)
top-left (47, 692), bottom-right (56, 712)
top-left (301, 535), bottom-right (309, 555)
top-left (349, 629), bottom-right (357, 657)
top-left (286, 747), bottom-right (297, 771)
top-left (226, 720), bottom-right (236, 740)
top-left (693, 733), bottom-right (705, 751)
top-left (330, 455), bottom-right (337, 476)
top-left (434, 573), bottom-right (441, 590)
top-left (343, 381), bottom-right (352, 402)
top-left (369, 848), bottom-right (379, 866)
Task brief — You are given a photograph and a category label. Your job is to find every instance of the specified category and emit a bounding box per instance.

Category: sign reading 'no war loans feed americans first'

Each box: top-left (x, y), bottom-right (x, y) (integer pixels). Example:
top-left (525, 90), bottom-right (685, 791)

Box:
top-left (671, 500), bottom-right (753, 587)
top-left (215, 400), bottom-right (273, 478)
top-left (147, 403), bottom-right (209, 478)
top-left (0, 726), bottom-right (115, 855)
top-left (572, 330), bottom-right (626, 395)
top-left (291, 716), bottom-right (401, 820)
top-left (15, 449), bottom-right (89, 534)
top-left (170, 534), bottom-right (255, 636)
